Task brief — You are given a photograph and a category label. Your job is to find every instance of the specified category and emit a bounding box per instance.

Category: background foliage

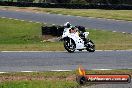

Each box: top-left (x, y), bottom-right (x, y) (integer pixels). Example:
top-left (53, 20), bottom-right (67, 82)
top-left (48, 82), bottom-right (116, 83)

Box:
top-left (0, 0), bottom-right (132, 5)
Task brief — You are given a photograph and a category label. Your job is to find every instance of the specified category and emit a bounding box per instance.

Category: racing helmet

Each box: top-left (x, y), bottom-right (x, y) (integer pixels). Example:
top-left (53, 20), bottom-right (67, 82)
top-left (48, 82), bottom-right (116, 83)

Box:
top-left (64, 22), bottom-right (71, 28)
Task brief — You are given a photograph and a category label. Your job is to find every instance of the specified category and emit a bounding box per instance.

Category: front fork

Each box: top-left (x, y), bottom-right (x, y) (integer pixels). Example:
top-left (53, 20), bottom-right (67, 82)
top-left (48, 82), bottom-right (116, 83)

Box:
top-left (69, 38), bottom-right (73, 49)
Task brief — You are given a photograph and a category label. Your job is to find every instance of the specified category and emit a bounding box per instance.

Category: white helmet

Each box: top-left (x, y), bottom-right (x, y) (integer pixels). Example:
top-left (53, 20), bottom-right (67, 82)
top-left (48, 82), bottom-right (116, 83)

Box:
top-left (64, 22), bottom-right (71, 28)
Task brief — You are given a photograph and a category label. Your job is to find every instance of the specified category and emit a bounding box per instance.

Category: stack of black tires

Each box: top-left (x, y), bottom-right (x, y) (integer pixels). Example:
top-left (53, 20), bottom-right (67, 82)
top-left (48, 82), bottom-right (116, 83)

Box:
top-left (41, 25), bottom-right (64, 37)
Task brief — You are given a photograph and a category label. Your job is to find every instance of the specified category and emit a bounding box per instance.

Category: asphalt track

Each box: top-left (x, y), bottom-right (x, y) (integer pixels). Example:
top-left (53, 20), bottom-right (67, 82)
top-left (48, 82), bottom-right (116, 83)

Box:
top-left (0, 10), bottom-right (132, 33)
top-left (0, 51), bottom-right (132, 88)
top-left (0, 51), bottom-right (132, 72)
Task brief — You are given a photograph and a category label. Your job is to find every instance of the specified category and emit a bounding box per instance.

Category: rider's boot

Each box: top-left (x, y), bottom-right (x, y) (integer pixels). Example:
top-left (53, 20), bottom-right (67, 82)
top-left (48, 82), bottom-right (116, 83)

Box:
top-left (84, 39), bottom-right (90, 47)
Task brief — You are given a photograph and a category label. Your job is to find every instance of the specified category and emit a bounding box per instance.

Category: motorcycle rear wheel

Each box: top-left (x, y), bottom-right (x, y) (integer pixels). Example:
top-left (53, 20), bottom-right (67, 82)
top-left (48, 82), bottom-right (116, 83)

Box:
top-left (86, 40), bottom-right (95, 52)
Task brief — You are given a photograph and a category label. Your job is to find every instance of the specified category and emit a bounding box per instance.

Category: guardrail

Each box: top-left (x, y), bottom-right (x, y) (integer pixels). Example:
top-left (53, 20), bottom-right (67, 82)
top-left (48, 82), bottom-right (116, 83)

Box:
top-left (0, 1), bottom-right (132, 9)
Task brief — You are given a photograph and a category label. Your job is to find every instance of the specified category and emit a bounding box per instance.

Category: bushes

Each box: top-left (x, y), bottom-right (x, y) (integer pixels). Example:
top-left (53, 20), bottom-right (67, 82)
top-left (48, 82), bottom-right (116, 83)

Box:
top-left (0, 1), bottom-right (132, 9)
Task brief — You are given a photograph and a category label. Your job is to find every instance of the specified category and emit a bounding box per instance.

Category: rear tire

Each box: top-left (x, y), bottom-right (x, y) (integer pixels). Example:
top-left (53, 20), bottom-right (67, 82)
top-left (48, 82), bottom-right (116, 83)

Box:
top-left (86, 40), bottom-right (95, 52)
top-left (64, 38), bottom-right (76, 53)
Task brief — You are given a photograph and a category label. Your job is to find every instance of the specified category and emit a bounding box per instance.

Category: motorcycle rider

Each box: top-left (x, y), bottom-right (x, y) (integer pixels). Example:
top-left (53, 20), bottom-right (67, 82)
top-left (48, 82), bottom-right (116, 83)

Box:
top-left (64, 22), bottom-right (78, 33)
top-left (64, 22), bottom-right (87, 37)
top-left (63, 22), bottom-right (89, 46)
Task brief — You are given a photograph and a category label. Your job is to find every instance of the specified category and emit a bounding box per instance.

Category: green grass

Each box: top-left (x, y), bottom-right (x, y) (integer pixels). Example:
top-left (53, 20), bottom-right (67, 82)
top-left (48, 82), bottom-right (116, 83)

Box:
top-left (0, 18), bottom-right (42, 44)
top-left (0, 17), bottom-right (64, 51)
top-left (88, 29), bottom-right (132, 50)
top-left (0, 70), bottom-right (131, 88)
top-left (0, 71), bottom-right (75, 77)
top-left (0, 71), bottom-right (79, 88)
top-left (0, 80), bottom-right (78, 88)
top-left (0, 43), bottom-right (64, 51)
top-left (0, 17), bottom-right (132, 50)
top-left (1, 6), bottom-right (132, 21)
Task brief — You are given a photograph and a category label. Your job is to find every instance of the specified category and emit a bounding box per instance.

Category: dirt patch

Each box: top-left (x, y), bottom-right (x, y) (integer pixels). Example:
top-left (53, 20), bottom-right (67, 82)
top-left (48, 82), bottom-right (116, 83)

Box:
top-left (41, 35), bottom-right (61, 42)
top-left (0, 74), bottom-right (76, 83)
top-left (42, 35), bottom-right (55, 40)
top-left (0, 6), bottom-right (44, 13)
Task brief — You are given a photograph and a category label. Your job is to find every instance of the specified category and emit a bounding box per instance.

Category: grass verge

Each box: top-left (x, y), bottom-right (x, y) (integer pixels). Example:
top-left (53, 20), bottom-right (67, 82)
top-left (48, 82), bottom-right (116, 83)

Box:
top-left (0, 71), bottom-right (78, 88)
top-left (0, 70), bottom-right (131, 88)
top-left (0, 80), bottom-right (78, 88)
top-left (0, 6), bottom-right (132, 21)
top-left (0, 17), bottom-right (132, 50)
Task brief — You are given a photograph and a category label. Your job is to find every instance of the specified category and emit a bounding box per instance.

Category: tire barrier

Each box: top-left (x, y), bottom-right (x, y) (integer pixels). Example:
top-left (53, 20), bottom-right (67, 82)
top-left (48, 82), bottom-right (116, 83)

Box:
top-left (41, 25), bottom-right (64, 37)
top-left (0, 1), bottom-right (132, 10)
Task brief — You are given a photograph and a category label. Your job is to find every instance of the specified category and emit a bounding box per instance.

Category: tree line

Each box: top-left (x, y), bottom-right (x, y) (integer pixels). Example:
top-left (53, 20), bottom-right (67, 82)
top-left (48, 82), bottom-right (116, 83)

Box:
top-left (34, 0), bottom-right (132, 5)
top-left (1, 0), bottom-right (132, 5)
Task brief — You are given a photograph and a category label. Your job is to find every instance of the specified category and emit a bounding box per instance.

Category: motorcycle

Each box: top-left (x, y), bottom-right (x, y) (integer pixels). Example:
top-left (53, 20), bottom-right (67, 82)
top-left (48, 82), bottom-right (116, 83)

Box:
top-left (62, 27), bottom-right (95, 53)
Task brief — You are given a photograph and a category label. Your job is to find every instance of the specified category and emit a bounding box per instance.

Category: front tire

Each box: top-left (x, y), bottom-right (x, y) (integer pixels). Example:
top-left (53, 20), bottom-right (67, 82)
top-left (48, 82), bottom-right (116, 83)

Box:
top-left (64, 38), bottom-right (76, 53)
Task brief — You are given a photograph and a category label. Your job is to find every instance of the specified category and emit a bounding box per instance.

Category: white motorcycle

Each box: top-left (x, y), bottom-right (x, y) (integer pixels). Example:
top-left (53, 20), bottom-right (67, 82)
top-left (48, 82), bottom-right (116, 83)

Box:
top-left (62, 27), bottom-right (95, 53)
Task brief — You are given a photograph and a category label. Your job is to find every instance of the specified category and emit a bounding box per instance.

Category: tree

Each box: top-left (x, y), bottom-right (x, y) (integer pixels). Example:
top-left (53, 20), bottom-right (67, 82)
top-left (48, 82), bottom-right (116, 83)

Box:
top-left (55, 0), bottom-right (71, 3)
top-left (70, 0), bottom-right (87, 3)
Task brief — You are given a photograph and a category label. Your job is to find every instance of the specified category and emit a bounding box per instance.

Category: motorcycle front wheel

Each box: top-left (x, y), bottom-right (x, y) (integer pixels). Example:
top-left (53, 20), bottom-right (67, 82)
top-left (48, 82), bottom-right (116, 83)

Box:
top-left (64, 38), bottom-right (76, 53)
top-left (86, 40), bottom-right (95, 52)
